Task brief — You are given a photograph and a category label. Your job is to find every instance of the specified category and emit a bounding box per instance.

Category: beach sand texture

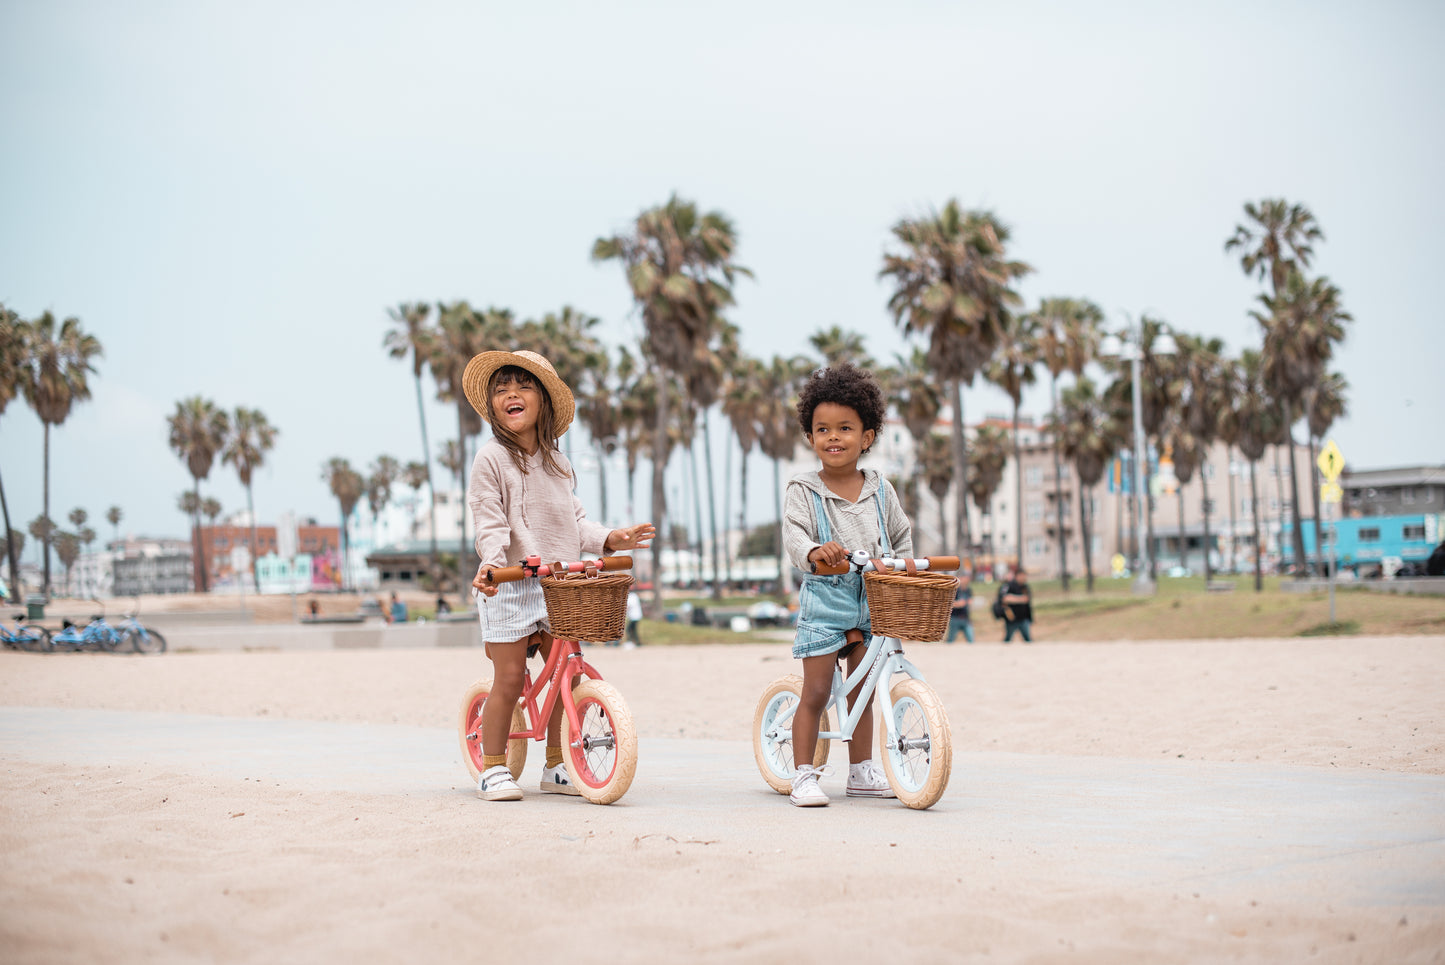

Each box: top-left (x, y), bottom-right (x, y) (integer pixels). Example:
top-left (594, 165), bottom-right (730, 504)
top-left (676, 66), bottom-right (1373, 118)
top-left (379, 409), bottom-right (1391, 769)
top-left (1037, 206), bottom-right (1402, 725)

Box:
top-left (2, 636), bottom-right (1442, 963)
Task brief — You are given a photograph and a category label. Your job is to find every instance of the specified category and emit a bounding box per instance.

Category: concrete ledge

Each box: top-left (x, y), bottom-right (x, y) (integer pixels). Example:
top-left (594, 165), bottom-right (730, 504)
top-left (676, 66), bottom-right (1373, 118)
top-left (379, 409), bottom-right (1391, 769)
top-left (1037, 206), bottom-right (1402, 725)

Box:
top-left (166, 621), bottom-right (481, 652)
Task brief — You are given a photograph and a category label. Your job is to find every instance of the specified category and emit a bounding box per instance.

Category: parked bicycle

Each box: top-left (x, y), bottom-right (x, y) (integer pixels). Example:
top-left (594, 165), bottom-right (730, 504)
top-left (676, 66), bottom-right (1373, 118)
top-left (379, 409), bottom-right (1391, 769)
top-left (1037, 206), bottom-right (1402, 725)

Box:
top-left (0, 613), bottom-right (51, 652)
top-left (753, 551), bottom-right (959, 810)
top-left (457, 555), bottom-right (638, 805)
top-left (51, 601), bottom-right (123, 653)
top-left (114, 598), bottom-right (167, 654)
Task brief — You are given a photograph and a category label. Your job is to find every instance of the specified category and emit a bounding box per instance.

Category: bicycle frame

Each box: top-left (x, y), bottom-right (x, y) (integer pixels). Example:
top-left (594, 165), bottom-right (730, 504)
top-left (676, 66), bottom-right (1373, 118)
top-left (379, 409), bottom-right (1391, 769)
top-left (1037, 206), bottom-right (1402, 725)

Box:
top-left (508, 635), bottom-right (604, 747)
top-left (762, 631), bottom-right (927, 750)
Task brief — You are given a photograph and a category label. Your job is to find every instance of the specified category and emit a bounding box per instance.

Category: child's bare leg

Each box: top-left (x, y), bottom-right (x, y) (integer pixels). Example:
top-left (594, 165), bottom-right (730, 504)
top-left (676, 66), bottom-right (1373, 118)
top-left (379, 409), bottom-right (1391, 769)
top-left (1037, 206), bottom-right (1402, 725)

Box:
top-left (792, 653), bottom-right (835, 769)
top-left (844, 637), bottom-right (874, 765)
top-left (481, 640), bottom-right (527, 758)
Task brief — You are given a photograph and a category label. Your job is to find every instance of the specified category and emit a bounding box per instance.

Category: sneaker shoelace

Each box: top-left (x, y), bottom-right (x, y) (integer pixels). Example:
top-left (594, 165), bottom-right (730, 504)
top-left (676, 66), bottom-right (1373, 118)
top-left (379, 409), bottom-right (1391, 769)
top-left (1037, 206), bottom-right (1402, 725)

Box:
top-left (793, 764), bottom-right (833, 788)
top-left (853, 761), bottom-right (886, 786)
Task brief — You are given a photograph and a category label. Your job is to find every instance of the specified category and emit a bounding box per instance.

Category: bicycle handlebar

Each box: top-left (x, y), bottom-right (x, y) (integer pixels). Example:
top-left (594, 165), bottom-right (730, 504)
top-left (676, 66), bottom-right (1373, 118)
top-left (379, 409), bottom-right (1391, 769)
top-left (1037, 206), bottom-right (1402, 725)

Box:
top-left (478, 555), bottom-right (635, 587)
top-left (811, 552), bottom-right (961, 577)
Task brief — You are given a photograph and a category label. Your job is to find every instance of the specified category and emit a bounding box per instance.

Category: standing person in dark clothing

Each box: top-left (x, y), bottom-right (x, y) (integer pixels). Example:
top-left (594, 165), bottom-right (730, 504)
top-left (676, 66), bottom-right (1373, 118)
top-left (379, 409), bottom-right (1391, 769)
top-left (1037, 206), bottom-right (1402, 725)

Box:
top-left (1001, 567), bottom-right (1033, 643)
top-left (946, 571), bottom-right (974, 643)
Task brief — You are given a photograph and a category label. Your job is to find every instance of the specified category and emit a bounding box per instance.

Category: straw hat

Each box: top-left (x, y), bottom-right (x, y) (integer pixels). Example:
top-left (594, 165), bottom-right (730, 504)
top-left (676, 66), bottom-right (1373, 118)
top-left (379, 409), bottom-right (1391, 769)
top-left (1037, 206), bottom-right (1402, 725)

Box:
top-left (461, 350), bottom-right (575, 437)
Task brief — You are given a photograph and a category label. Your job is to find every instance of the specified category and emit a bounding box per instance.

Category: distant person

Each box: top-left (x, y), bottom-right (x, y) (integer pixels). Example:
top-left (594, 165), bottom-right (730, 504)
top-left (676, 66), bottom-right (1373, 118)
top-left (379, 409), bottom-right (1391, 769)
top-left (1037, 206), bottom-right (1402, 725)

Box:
top-left (308, 599), bottom-right (320, 618)
top-left (435, 595), bottom-right (451, 615)
top-left (464, 348), bottom-right (654, 802)
top-left (624, 590), bottom-right (643, 648)
top-left (389, 592), bottom-right (408, 623)
top-left (1001, 567), bottom-right (1033, 643)
top-left (946, 571), bottom-right (974, 643)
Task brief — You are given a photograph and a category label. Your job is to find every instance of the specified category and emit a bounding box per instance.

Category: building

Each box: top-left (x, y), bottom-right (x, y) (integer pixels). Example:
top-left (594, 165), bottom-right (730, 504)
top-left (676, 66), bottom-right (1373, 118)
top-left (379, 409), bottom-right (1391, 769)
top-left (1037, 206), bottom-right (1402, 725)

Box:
top-left (194, 520), bottom-right (339, 591)
top-left (1282, 512), bottom-right (1443, 574)
top-left (1342, 466), bottom-right (1445, 518)
top-left (110, 538), bottom-right (195, 596)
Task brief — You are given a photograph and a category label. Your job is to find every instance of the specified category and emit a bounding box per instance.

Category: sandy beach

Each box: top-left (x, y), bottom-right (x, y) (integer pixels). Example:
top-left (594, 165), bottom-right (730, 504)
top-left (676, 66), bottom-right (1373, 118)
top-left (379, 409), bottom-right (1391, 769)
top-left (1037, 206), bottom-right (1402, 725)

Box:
top-left (2, 635), bottom-right (1442, 963)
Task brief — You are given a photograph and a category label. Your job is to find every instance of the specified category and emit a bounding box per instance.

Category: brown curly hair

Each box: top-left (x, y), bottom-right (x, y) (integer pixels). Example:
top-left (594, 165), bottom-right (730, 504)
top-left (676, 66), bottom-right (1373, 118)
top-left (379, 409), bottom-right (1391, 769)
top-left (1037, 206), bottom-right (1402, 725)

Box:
top-left (795, 363), bottom-right (887, 454)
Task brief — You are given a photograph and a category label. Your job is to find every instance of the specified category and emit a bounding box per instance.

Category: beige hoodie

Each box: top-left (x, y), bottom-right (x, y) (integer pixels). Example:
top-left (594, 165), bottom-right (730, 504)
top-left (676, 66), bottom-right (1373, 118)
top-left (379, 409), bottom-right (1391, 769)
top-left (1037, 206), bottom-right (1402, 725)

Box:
top-left (467, 438), bottom-right (611, 569)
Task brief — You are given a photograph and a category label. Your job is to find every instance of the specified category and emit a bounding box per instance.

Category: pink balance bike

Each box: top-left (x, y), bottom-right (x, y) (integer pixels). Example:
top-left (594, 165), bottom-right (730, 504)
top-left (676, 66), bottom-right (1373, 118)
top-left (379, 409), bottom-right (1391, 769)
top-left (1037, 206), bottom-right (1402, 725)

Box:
top-left (458, 556), bottom-right (639, 805)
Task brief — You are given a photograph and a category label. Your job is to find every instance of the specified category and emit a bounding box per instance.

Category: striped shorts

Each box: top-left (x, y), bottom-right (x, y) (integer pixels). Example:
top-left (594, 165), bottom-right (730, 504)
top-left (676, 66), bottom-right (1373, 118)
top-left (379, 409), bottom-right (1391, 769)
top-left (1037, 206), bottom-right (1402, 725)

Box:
top-left (478, 580), bottom-right (550, 643)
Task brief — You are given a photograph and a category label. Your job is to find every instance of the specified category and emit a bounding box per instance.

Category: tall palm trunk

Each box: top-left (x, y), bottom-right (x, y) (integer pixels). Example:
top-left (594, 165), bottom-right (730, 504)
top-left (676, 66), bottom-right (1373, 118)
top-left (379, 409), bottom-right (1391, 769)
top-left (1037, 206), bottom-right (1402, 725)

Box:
top-left (455, 400), bottom-right (469, 595)
top-left (414, 371), bottom-right (439, 586)
top-left (702, 411), bottom-right (722, 600)
top-left (722, 435), bottom-right (734, 587)
top-left (650, 384), bottom-right (669, 610)
top-left (687, 442), bottom-right (705, 587)
top-left (1, 468), bottom-right (19, 602)
top-left (1200, 464), bottom-right (1213, 584)
top-left (1050, 373), bottom-right (1069, 589)
top-left (1176, 489), bottom-right (1187, 574)
top-left (949, 379), bottom-right (972, 556)
top-left (1078, 484), bottom-right (1094, 592)
top-left (594, 438), bottom-right (610, 525)
top-left (42, 423), bottom-right (52, 596)
top-left (246, 483), bottom-right (260, 591)
top-left (1250, 460), bottom-right (1263, 592)
top-left (1226, 449), bottom-right (1238, 574)
top-left (1282, 404), bottom-right (1307, 577)
top-left (1307, 431), bottom-right (1324, 576)
top-left (1146, 490), bottom-right (1158, 582)
top-left (1011, 405), bottom-right (1023, 569)
top-left (193, 477), bottom-right (207, 592)
top-left (738, 448), bottom-right (750, 578)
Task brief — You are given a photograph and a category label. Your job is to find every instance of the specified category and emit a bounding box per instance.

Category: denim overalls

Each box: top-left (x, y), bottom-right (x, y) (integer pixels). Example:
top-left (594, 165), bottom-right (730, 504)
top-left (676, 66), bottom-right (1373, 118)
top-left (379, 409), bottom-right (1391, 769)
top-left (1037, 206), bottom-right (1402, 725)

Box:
top-left (792, 486), bottom-right (892, 659)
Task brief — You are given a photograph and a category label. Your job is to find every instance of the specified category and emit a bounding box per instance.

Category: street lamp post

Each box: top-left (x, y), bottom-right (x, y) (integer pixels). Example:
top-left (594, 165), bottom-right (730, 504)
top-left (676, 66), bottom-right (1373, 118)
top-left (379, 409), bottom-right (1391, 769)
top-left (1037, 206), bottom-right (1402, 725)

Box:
top-left (1100, 314), bottom-right (1175, 596)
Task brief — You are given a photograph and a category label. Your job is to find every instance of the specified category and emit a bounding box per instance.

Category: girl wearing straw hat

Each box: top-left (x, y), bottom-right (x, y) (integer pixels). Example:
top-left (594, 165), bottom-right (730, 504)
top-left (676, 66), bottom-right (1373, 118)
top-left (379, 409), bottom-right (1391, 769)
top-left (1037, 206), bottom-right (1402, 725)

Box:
top-left (462, 349), bottom-right (654, 801)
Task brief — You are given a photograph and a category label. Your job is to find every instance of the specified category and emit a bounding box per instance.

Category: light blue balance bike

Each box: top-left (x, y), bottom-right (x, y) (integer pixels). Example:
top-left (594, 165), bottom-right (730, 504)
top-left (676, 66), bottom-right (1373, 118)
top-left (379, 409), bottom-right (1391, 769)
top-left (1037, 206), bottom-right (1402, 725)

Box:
top-left (752, 552), bottom-right (959, 810)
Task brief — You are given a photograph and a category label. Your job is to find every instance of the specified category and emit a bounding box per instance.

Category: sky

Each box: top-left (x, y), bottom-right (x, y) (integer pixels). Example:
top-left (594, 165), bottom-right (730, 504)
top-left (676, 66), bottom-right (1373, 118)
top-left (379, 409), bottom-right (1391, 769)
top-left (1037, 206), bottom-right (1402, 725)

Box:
top-left (2, 0), bottom-right (1442, 546)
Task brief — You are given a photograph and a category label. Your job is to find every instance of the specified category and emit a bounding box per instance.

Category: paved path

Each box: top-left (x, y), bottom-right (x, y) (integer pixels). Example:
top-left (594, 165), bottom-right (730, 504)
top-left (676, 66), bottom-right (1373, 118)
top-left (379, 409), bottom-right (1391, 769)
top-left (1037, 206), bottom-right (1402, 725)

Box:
top-left (2, 706), bottom-right (1442, 908)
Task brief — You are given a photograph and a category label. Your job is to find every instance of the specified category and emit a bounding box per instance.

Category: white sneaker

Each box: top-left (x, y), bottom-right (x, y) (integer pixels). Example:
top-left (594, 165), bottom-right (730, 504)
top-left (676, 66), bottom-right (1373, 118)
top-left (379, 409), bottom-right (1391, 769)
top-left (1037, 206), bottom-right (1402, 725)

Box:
top-left (789, 764), bottom-right (832, 807)
top-left (477, 764), bottom-right (523, 801)
top-left (846, 759), bottom-right (896, 798)
top-left (540, 763), bottom-right (580, 796)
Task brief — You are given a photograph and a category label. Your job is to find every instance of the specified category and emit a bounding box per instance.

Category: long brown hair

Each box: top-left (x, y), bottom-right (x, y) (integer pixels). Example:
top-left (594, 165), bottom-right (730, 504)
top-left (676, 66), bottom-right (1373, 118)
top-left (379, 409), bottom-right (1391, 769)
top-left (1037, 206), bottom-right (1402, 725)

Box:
top-left (485, 366), bottom-right (569, 478)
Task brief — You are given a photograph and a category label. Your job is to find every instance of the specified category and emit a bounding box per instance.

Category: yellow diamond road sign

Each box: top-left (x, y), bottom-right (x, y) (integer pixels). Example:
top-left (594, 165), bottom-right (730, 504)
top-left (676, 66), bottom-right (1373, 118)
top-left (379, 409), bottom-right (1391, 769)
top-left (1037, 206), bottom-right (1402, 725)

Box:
top-left (1317, 439), bottom-right (1344, 482)
top-left (1320, 482), bottom-right (1343, 504)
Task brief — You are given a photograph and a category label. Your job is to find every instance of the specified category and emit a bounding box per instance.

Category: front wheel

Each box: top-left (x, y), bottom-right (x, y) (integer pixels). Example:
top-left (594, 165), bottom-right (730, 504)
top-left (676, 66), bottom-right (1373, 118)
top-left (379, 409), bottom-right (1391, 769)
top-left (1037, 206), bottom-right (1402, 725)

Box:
top-left (124, 626), bottom-right (166, 654)
top-left (457, 678), bottom-right (529, 783)
top-left (18, 626), bottom-right (52, 653)
top-left (752, 674), bottom-right (832, 795)
top-left (878, 677), bottom-right (952, 810)
top-left (561, 679), bottom-right (637, 805)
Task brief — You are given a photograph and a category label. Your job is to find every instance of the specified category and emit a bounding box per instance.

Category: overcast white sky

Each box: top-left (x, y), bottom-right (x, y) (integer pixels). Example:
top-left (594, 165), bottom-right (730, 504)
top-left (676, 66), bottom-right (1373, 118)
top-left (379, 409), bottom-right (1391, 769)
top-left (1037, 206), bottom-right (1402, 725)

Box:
top-left (2, 0), bottom-right (1441, 543)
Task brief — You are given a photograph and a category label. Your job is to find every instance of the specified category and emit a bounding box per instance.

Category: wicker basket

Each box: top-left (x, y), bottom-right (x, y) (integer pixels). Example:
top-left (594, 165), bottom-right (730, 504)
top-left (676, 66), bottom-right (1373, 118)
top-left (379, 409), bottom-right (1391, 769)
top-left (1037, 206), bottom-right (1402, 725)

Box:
top-left (541, 570), bottom-right (633, 642)
top-left (864, 569), bottom-right (957, 642)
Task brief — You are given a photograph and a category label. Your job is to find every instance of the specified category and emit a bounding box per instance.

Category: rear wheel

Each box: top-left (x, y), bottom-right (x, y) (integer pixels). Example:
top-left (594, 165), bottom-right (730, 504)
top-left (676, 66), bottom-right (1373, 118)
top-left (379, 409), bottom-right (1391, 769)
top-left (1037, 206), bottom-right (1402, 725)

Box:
top-left (560, 680), bottom-right (636, 805)
top-left (878, 677), bottom-right (952, 810)
top-left (752, 674), bottom-right (832, 795)
top-left (457, 678), bottom-right (529, 783)
top-left (124, 626), bottom-right (166, 654)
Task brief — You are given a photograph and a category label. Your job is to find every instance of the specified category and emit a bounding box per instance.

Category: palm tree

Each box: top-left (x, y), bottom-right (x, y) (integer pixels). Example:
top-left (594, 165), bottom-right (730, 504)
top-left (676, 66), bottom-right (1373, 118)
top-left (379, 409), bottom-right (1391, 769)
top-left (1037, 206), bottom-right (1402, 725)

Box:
top-left (1226, 350), bottom-right (1283, 591)
top-left (54, 531), bottom-right (80, 597)
top-left (27, 516), bottom-right (55, 584)
top-left (881, 201), bottom-right (1032, 560)
top-left (919, 432), bottom-right (953, 553)
top-left (1173, 333), bottom-right (1228, 582)
top-left (593, 194), bottom-right (750, 607)
top-left (722, 353), bottom-right (766, 583)
top-left (106, 505), bottom-right (122, 544)
top-left (66, 508), bottom-right (87, 597)
top-left (755, 354), bottom-right (813, 594)
top-left (884, 347), bottom-right (944, 536)
top-left (1225, 199), bottom-right (1323, 300)
top-left (1252, 272), bottom-right (1351, 575)
top-left (366, 455), bottom-right (401, 546)
top-left (809, 326), bottom-right (875, 369)
top-left (1051, 378), bottom-right (1124, 591)
top-left (0, 306), bottom-right (25, 599)
top-left (385, 302), bottom-right (440, 578)
top-left (401, 460), bottom-right (429, 545)
top-left (222, 407), bottom-right (278, 588)
top-left (167, 396), bottom-right (230, 593)
top-left (966, 424), bottom-right (1010, 565)
top-left (18, 311), bottom-right (103, 597)
top-left (1031, 298), bottom-right (1103, 589)
top-left (322, 458), bottom-right (365, 592)
top-left (575, 343), bottom-right (622, 526)
top-left (985, 311), bottom-right (1040, 570)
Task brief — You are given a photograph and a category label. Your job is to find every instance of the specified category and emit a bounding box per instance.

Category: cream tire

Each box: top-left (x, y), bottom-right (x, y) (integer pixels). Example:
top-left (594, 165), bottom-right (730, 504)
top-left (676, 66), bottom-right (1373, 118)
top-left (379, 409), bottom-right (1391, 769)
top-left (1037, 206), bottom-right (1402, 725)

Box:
top-left (752, 674), bottom-right (832, 795)
top-left (457, 677), bottom-right (529, 783)
top-left (561, 679), bottom-right (637, 805)
top-left (877, 677), bottom-right (952, 810)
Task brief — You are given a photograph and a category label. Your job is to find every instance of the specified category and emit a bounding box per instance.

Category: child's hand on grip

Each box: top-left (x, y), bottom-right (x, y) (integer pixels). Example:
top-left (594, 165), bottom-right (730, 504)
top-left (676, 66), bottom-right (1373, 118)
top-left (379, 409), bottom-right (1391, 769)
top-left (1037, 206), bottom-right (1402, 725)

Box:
top-left (808, 541), bottom-right (847, 568)
top-left (472, 564), bottom-right (500, 597)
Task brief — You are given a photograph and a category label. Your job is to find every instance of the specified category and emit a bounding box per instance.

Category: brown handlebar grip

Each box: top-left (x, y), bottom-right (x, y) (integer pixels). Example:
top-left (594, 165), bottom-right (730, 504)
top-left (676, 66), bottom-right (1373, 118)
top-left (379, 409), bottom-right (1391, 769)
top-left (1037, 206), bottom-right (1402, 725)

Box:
top-left (480, 565), bottom-right (527, 585)
top-left (811, 561), bottom-right (850, 576)
top-left (597, 556), bottom-right (635, 573)
top-left (928, 556), bottom-right (961, 572)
